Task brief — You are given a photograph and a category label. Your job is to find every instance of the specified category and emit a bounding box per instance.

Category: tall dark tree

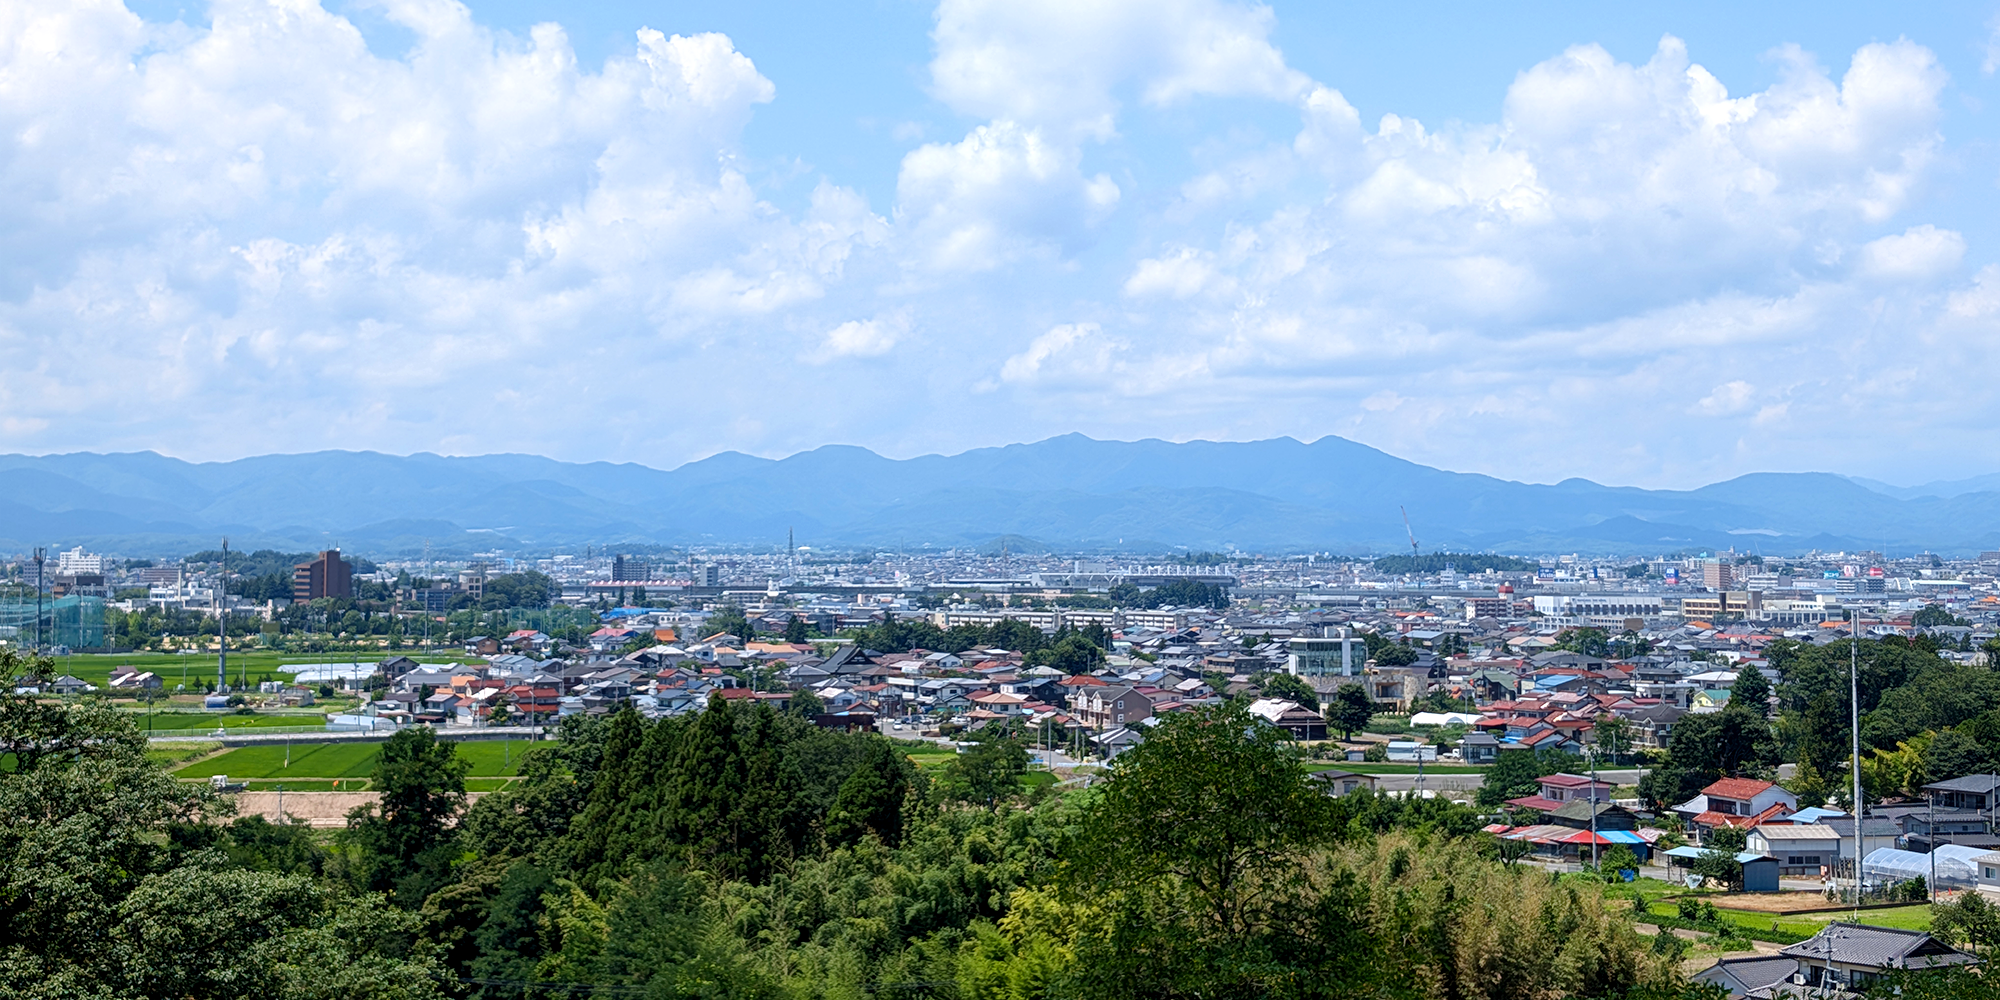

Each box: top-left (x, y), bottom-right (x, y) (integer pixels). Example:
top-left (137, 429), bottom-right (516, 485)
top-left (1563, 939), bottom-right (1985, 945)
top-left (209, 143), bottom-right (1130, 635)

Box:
top-left (733, 704), bottom-right (805, 880)
top-left (948, 736), bottom-right (1029, 806)
top-left (1477, 747), bottom-right (1584, 806)
top-left (1925, 727), bottom-right (1993, 784)
top-left (1636, 708), bottom-right (1773, 810)
top-left (467, 863), bottom-right (554, 998)
top-left (568, 708), bottom-right (644, 869)
top-left (1029, 633), bottom-right (1106, 673)
top-left (665, 695), bottom-right (748, 875)
top-left (1329, 683), bottom-right (1374, 740)
top-left (783, 615), bottom-right (811, 643)
top-left (825, 737), bottom-right (913, 847)
top-left (1729, 662), bottom-right (1772, 715)
top-left (346, 725), bottom-right (469, 899)
top-left (1063, 702), bottom-right (1365, 998)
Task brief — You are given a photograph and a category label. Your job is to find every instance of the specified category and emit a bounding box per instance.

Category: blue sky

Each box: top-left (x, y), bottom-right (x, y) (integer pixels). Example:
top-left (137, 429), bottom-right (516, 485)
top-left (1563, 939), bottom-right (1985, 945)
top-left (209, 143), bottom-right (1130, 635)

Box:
top-left (10, 0), bottom-right (2000, 488)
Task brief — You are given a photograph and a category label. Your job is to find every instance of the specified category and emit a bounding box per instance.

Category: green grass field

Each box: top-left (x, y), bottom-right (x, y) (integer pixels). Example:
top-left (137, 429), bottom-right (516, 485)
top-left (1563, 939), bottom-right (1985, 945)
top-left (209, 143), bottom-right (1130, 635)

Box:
top-left (240, 780), bottom-right (358, 792)
top-left (176, 738), bottom-right (532, 781)
top-left (145, 741), bottom-right (222, 766)
top-left (1645, 900), bottom-right (1931, 937)
top-left (176, 742), bottom-right (382, 780)
top-left (131, 712), bottom-right (328, 733)
top-left (49, 651), bottom-right (486, 690)
top-left (453, 740), bottom-right (532, 777)
top-left (904, 749), bottom-right (958, 770)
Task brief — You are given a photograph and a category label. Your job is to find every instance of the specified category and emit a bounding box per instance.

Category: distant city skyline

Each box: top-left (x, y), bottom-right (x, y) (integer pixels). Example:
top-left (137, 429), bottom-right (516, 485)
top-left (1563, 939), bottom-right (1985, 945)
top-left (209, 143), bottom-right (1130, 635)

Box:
top-left (8, 1), bottom-right (2000, 488)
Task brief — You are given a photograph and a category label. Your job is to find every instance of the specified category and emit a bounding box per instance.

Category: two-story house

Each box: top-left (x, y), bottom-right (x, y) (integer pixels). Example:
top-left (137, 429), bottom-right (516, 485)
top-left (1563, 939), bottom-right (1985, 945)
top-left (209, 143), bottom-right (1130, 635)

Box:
top-left (1675, 777), bottom-right (1799, 842)
top-left (1076, 685), bottom-right (1154, 730)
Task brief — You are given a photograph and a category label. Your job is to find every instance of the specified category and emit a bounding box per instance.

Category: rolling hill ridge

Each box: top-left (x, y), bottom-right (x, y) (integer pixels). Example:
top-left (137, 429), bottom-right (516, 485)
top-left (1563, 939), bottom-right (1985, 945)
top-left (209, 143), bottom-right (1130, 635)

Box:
top-left (1, 436), bottom-right (1995, 556)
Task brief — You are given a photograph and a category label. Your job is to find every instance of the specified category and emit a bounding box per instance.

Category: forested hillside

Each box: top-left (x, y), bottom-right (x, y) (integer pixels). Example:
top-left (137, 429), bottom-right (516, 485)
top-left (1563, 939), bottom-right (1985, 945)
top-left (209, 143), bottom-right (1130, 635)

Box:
top-left (1, 649), bottom-right (1708, 1000)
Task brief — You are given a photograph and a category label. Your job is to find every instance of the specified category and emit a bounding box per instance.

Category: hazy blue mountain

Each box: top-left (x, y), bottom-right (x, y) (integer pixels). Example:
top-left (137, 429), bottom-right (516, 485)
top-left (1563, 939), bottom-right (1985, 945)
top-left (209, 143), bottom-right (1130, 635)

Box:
top-left (3, 436), bottom-right (1999, 556)
top-left (1851, 472), bottom-right (2000, 501)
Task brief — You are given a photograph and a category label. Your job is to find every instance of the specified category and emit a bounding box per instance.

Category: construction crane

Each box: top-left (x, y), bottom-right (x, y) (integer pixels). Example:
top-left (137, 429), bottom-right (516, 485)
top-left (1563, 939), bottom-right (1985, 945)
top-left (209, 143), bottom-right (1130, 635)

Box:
top-left (1400, 506), bottom-right (1419, 557)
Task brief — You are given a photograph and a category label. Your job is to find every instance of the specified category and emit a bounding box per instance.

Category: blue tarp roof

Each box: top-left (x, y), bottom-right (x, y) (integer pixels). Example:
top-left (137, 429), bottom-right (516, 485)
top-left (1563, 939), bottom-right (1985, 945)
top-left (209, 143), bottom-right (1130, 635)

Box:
top-left (1598, 831), bottom-right (1649, 844)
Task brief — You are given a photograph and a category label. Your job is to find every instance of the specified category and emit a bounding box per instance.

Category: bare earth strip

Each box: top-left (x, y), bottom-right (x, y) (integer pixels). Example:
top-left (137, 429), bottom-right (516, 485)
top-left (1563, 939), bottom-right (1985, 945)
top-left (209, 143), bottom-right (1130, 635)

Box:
top-left (231, 791), bottom-right (488, 827)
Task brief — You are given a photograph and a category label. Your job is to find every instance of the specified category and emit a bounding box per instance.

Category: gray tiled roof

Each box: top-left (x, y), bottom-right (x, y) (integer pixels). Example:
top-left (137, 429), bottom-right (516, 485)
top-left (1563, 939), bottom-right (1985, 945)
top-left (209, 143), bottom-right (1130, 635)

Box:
top-left (1691, 956), bottom-right (1796, 997)
top-left (1922, 774), bottom-right (2000, 794)
top-left (1778, 923), bottom-right (1979, 969)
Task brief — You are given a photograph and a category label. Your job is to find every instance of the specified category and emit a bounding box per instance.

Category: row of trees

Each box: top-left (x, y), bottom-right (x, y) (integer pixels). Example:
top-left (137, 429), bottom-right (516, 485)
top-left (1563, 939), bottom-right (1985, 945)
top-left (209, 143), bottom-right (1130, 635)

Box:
top-left (102, 586), bottom-right (593, 653)
top-left (832, 615), bottom-right (1112, 672)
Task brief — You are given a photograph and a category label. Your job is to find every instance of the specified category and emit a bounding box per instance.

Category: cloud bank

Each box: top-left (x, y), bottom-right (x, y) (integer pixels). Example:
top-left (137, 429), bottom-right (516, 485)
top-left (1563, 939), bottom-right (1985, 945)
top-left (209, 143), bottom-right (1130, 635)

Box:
top-left (0, 0), bottom-right (1993, 488)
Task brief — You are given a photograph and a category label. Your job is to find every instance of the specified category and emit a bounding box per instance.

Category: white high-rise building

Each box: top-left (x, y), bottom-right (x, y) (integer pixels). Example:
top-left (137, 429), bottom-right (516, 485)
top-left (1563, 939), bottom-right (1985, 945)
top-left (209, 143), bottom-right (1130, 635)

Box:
top-left (56, 546), bottom-right (102, 575)
top-left (1287, 630), bottom-right (1361, 677)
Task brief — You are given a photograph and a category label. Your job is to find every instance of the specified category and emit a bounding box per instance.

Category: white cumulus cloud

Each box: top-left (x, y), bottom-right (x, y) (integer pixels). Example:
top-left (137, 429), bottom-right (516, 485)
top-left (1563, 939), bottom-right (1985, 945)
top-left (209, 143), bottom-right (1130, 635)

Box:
top-left (3, 2), bottom-right (2000, 488)
top-left (1856, 224), bottom-right (1965, 281)
top-left (809, 313), bottom-right (906, 362)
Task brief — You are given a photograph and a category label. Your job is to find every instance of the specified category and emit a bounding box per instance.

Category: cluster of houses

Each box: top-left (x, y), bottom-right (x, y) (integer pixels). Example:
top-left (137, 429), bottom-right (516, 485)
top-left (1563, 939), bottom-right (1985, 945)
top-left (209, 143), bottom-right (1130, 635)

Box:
top-left (294, 597), bottom-right (1991, 764)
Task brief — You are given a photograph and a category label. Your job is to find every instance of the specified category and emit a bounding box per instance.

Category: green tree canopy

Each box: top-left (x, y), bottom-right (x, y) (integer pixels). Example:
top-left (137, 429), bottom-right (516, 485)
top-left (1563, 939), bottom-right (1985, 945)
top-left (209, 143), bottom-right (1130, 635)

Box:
top-left (1258, 671), bottom-right (1319, 712)
top-left (1730, 662), bottom-right (1772, 714)
top-left (345, 725), bottom-right (470, 900)
top-left (1328, 683), bottom-right (1374, 740)
top-left (0, 650), bottom-right (447, 999)
top-left (1477, 747), bottom-right (1584, 806)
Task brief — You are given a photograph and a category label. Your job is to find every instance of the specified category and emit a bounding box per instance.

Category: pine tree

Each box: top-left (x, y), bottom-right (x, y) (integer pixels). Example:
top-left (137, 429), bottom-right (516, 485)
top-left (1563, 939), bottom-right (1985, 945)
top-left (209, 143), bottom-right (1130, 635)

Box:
top-left (733, 703), bottom-right (799, 881)
top-left (826, 737), bottom-right (911, 847)
top-left (567, 707), bottom-right (645, 883)
top-left (666, 695), bottom-right (747, 875)
top-left (1729, 662), bottom-right (1772, 715)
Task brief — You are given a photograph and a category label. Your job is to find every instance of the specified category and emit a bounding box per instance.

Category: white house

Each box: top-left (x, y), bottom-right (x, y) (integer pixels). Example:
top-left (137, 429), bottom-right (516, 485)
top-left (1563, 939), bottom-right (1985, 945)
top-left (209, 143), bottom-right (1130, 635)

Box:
top-left (1674, 777), bottom-right (1799, 839)
top-left (1747, 824), bottom-right (1843, 876)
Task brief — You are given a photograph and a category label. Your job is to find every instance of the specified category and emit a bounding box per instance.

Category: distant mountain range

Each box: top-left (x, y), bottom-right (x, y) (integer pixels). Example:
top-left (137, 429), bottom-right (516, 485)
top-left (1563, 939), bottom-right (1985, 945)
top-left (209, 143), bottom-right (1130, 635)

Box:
top-left (3, 436), bottom-right (1999, 557)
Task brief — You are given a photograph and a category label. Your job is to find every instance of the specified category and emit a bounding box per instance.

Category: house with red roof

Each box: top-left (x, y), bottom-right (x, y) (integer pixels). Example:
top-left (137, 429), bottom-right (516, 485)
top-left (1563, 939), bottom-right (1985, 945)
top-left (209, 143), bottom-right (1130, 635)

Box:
top-left (1673, 777), bottom-right (1799, 843)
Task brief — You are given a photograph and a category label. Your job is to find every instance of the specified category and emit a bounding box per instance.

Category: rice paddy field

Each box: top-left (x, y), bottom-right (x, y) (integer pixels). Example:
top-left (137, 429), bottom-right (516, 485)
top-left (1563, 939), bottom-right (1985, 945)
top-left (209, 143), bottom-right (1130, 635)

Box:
top-left (132, 712), bottom-right (331, 733)
top-left (51, 651), bottom-right (486, 689)
top-left (172, 738), bottom-right (535, 783)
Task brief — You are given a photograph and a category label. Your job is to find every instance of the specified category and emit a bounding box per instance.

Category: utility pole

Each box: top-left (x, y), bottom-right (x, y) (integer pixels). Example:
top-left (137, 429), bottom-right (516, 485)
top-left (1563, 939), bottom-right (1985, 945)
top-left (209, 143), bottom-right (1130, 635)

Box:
top-left (217, 539), bottom-right (229, 693)
top-left (1589, 744), bottom-right (1601, 871)
top-left (32, 548), bottom-right (44, 651)
top-left (1929, 787), bottom-right (1938, 903)
top-left (1850, 620), bottom-right (1864, 911)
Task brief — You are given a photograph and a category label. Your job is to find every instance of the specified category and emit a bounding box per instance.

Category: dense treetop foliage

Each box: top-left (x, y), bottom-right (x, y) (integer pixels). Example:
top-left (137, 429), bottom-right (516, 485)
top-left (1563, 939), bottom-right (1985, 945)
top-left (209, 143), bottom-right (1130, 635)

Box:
top-left (1371, 553), bottom-right (1538, 574)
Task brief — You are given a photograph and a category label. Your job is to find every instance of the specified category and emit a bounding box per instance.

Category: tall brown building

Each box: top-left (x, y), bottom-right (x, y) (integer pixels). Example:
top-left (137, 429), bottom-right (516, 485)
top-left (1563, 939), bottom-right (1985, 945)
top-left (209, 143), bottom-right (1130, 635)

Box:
top-left (1702, 560), bottom-right (1734, 591)
top-left (293, 550), bottom-right (354, 601)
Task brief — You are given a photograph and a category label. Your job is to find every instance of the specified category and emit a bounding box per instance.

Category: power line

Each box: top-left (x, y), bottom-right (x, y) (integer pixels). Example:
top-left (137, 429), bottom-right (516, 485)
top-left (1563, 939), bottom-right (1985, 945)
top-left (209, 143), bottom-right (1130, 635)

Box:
top-left (454, 978), bottom-right (648, 996)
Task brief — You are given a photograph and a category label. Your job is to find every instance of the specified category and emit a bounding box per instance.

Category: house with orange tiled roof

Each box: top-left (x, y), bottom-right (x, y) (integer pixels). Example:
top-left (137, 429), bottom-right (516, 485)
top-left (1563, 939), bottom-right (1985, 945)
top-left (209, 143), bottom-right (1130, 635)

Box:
top-left (1673, 776), bottom-right (1799, 844)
